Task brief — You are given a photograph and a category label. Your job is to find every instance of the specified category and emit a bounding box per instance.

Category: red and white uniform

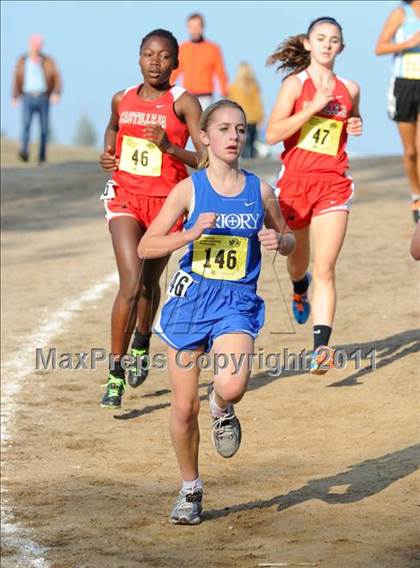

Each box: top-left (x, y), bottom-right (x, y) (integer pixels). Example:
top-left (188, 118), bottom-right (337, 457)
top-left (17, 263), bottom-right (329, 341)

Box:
top-left (103, 85), bottom-right (189, 229)
top-left (277, 70), bottom-right (354, 230)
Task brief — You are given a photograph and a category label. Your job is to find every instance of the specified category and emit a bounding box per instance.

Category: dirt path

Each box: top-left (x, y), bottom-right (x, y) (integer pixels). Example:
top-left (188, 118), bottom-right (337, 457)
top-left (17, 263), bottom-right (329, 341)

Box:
top-left (1, 157), bottom-right (419, 568)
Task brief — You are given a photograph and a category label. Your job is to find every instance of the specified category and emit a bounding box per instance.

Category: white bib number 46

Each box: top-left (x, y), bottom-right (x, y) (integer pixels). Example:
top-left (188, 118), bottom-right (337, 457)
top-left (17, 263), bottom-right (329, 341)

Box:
top-left (167, 269), bottom-right (194, 298)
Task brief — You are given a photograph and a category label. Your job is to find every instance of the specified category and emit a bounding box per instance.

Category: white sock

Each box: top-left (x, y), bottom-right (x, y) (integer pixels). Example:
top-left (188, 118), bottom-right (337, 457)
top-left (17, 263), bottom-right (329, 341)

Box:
top-left (209, 389), bottom-right (228, 418)
top-left (182, 477), bottom-right (203, 492)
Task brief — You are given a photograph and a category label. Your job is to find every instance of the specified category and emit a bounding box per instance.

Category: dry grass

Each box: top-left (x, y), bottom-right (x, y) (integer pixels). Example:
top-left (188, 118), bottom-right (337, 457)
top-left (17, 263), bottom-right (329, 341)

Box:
top-left (1, 137), bottom-right (99, 168)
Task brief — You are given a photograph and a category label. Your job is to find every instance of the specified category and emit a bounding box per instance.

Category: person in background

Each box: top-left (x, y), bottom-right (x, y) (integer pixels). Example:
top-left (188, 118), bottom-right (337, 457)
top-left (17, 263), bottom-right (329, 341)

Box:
top-left (99, 29), bottom-right (202, 409)
top-left (228, 62), bottom-right (264, 158)
top-left (12, 34), bottom-right (61, 164)
top-left (266, 17), bottom-right (363, 375)
top-left (171, 13), bottom-right (228, 110)
top-left (375, 0), bottom-right (420, 223)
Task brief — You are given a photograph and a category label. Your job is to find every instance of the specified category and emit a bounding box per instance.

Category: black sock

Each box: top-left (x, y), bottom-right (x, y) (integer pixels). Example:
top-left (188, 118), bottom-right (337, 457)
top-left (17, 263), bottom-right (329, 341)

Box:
top-left (313, 325), bottom-right (332, 351)
top-left (110, 359), bottom-right (125, 379)
top-left (293, 274), bottom-right (309, 295)
top-left (132, 331), bottom-right (151, 350)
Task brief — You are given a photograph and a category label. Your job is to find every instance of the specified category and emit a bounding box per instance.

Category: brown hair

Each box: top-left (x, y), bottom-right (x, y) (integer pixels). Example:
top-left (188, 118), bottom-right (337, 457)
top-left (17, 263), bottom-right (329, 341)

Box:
top-left (187, 13), bottom-right (205, 25)
top-left (267, 33), bottom-right (309, 77)
top-left (267, 17), bottom-right (343, 77)
top-left (198, 99), bottom-right (247, 169)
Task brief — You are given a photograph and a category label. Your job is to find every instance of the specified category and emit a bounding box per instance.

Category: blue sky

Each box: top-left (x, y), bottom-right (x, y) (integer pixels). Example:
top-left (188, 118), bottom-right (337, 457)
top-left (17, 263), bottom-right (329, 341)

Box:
top-left (1, 1), bottom-right (402, 156)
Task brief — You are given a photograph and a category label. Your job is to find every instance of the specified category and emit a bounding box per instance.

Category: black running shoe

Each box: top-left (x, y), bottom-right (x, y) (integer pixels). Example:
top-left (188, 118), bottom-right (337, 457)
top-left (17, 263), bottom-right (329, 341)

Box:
top-left (127, 347), bottom-right (149, 388)
top-left (100, 375), bottom-right (126, 408)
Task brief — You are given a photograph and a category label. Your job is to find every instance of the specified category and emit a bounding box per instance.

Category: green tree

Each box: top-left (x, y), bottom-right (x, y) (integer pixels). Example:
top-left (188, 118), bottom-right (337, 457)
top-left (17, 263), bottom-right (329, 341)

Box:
top-left (74, 114), bottom-right (97, 147)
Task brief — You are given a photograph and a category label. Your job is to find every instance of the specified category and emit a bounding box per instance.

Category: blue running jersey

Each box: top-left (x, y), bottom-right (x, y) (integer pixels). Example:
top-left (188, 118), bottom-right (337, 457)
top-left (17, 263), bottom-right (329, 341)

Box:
top-left (179, 168), bottom-right (264, 286)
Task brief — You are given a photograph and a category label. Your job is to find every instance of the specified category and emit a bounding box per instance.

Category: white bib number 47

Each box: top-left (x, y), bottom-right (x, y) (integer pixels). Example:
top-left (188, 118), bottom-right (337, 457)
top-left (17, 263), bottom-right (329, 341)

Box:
top-left (167, 269), bottom-right (194, 298)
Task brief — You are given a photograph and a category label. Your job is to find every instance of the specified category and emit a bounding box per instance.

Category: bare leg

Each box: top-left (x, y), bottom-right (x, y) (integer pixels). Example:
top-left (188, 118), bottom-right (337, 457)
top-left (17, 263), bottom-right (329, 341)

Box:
top-left (311, 211), bottom-right (349, 326)
top-left (135, 256), bottom-right (170, 335)
top-left (168, 347), bottom-right (203, 481)
top-left (109, 216), bottom-right (144, 356)
top-left (286, 226), bottom-right (311, 282)
top-left (397, 121), bottom-right (420, 196)
top-left (212, 333), bottom-right (254, 407)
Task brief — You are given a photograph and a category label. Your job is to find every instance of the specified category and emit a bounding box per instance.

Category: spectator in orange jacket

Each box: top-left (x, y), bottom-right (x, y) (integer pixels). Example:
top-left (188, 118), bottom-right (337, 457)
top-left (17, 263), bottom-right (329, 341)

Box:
top-left (228, 62), bottom-right (264, 158)
top-left (171, 13), bottom-right (228, 110)
top-left (12, 34), bottom-right (61, 164)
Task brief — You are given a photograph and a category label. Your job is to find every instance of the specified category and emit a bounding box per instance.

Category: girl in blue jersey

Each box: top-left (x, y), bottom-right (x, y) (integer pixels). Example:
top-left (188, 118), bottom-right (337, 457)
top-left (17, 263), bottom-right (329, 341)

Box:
top-left (138, 99), bottom-right (295, 525)
top-left (376, 0), bottom-right (420, 222)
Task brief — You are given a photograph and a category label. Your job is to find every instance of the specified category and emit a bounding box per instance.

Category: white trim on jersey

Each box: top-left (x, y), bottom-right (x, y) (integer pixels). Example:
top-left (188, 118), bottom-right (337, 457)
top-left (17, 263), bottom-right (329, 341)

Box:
top-left (123, 85), bottom-right (138, 96)
top-left (187, 180), bottom-right (196, 221)
top-left (170, 85), bottom-right (187, 101)
top-left (296, 70), bottom-right (307, 84)
top-left (336, 75), bottom-right (350, 89)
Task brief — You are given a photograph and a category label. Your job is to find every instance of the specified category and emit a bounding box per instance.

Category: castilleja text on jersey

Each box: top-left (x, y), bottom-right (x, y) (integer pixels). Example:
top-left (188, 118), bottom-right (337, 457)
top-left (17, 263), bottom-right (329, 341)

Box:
top-left (119, 111), bottom-right (167, 129)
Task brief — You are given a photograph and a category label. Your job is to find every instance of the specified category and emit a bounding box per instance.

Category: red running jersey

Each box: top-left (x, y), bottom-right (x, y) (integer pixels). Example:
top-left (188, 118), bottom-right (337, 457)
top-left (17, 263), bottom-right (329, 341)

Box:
top-left (281, 70), bottom-right (353, 175)
top-left (112, 85), bottom-right (190, 196)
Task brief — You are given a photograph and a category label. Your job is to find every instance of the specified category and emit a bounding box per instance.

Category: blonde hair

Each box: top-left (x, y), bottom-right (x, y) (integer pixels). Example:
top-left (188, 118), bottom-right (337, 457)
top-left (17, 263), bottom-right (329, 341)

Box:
top-left (198, 99), bottom-right (247, 169)
top-left (232, 62), bottom-right (260, 93)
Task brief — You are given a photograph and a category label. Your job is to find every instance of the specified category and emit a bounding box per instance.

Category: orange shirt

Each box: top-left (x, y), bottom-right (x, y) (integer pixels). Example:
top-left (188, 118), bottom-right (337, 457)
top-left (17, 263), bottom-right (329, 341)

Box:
top-left (171, 40), bottom-right (228, 96)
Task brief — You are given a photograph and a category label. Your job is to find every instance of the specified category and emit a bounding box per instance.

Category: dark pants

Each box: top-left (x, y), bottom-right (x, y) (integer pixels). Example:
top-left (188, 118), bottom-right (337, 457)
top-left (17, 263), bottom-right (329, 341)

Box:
top-left (242, 124), bottom-right (257, 159)
top-left (21, 93), bottom-right (50, 160)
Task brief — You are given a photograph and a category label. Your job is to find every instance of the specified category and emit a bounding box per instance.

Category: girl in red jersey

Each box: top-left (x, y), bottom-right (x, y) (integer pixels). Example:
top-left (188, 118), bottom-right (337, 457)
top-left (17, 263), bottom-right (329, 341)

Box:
top-left (266, 17), bottom-right (363, 374)
top-left (99, 29), bottom-right (202, 408)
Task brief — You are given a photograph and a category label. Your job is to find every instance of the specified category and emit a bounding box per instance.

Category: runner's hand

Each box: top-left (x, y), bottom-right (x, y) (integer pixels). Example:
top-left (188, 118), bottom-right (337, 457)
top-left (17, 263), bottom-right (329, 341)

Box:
top-left (347, 117), bottom-right (363, 136)
top-left (259, 229), bottom-right (295, 255)
top-left (309, 75), bottom-right (335, 114)
top-left (144, 124), bottom-right (171, 152)
top-left (100, 145), bottom-right (119, 171)
top-left (187, 213), bottom-right (217, 241)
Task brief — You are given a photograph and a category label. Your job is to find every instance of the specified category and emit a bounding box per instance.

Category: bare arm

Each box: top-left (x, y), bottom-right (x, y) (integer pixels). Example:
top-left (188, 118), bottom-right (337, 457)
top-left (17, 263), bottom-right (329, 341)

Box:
top-left (99, 90), bottom-right (124, 171)
top-left (346, 80), bottom-right (363, 137)
top-left (138, 178), bottom-right (216, 259)
top-left (375, 7), bottom-right (420, 55)
top-left (169, 92), bottom-right (203, 168)
top-left (258, 182), bottom-right (295, 256)
top-left (410, 222), bottom-right (420, 260)
top-left (266, 74), bottom-right (335, 144)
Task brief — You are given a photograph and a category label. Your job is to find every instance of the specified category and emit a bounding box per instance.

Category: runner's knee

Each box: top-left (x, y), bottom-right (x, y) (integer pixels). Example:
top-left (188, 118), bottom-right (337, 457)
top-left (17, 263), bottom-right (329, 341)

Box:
top-left (314, 263), bottom-right (336, 284)
top-left (171, 399), bottom-right (200, 426)
top-left (216, 379), bottom-right (248, 405)
top-left (403, 145), bottom-right (417, 162)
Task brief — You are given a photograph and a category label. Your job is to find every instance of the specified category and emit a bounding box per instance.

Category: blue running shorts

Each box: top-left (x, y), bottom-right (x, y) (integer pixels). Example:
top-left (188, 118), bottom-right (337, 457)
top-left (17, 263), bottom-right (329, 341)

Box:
top-left (154, 269), bottom-right (265, 352)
